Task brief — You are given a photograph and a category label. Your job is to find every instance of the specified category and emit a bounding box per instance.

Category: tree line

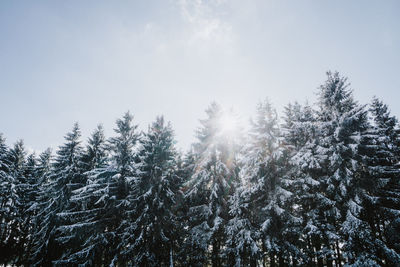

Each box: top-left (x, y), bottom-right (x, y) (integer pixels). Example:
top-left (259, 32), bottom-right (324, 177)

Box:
top-left (1, 71), bottom-right (399, 266)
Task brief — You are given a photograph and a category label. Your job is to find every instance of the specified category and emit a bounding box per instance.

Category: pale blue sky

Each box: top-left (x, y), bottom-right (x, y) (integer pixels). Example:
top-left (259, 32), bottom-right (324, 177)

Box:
top-left (1, 0), bottom-right (399, 151)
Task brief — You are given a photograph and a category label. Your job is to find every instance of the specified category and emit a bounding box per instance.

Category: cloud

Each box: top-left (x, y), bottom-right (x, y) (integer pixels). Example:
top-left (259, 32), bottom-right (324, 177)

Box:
top-left (178, 0), bottom-right (234, 52)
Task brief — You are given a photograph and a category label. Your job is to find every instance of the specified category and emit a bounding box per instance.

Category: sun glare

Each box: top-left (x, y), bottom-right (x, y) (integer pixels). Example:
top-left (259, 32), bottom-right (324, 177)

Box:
top-left (219, 112), bottom-right (238, 136)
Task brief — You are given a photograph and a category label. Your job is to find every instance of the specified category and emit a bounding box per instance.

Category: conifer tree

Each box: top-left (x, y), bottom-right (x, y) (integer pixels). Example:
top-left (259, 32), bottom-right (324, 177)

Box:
top-left (19, 152), bottom-right (39, 265)
top-left (184, 103), bottom-right (241, 266)
top-left (55, 112), bottom-right (140, 266)
top-left (0, 140), bottom-right (25, 264)
top-left (29, 149), bottom-right (52, 265)
top-left (31, 123), bottom-right (84, 266)
top-left (54, 124), bottom-right (109, 266)
top-left (315, 72), bottom-right (367, 266)
top-left (239, 100), bottom-right (299, 266)
top-left (81, 125), bottom-right (108, 172)
top-left (119, 116), bottom-right (183, 266)
top-left (283, 101), bottom-right (322, 265)
top-left (225, 182), bottom-right (260, 267)
top-left (0, 134), bottom-right (13, 265)
top-left (352, 97), bottom-right (400, 265)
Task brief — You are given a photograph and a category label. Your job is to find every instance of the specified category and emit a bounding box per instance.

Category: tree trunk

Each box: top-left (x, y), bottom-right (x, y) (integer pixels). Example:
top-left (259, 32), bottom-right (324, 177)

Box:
top-left (327, 257), bottom-right (333, 267)
top-left (315, 242), bottom-right (323, 267)
top-left (250, 257), bottom-right (257, 267)
top-left (292, 253), bottom-right (298, 267)
top-left (270, 252), bottom-right (276, 267)
top-left (335, 240), bottom-right (342, 267)
top-left (212, 240), bottom-right (220, 267)
top-left (278, 253), bottom-right (285, 267)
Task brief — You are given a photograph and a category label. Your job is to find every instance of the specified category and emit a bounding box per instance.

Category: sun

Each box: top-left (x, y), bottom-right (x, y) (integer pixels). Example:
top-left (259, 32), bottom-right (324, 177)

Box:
top-left (219, 111), bottom-right (238, 136)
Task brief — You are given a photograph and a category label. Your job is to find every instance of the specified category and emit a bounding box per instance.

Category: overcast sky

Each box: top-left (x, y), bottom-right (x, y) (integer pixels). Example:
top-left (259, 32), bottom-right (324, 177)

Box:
top-left (1, 0), bottom-right (399, 152)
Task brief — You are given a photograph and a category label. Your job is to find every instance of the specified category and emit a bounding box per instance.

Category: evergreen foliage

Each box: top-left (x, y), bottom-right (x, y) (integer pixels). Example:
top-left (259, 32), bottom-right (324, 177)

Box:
top-left (0, 72), bottom-right (399, 266)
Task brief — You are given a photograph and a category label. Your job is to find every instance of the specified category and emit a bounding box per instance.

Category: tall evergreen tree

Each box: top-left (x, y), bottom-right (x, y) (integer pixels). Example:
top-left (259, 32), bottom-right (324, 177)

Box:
top-left (55, 112), bottom-right (140, 266)
top-left (225, 181), bottom-right (260, 267)
top-left (184, 103), bottom-right (241, 266)
top-left (31, 123), bottom-right (84, 266)
top-left (0, 140), bottom-right (25, 264)
top-left (0, 134), bottom-right (13, 265)
top-left (81, 124), bottom-right (108, 172)
top-left (314, 71), bottom-right (367, 266)
top-left (352, 97), bottom-right (400, 265)
top-left (239, 100), bottom-right (299, 266)
top-left (28, 148), bottom-right (52, 265)
top-left (283, 101), bottom-right (325, 266)
top-left (119, 116), bottom-right (183, 266)
top-left (18, 152), bottom-right (40, 265)
top-left (54, 124), bottom-right (109, 266)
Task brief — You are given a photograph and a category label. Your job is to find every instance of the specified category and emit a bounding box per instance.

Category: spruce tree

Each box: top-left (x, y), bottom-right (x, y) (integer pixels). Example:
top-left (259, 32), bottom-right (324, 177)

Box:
top-left (19, 152), bottom-right (40, 265)
top-left (0, 134), bottom-right (13, 265)
top-left (315, 72), bottom-right (367, 266)
top-left (283, 101), bottom-right (322, 265)
top-left (55, 112), bottom-right (140, 266)
top-left (184, 103), bottom-right (241, 266)
top-left (240, 100), bottom-right (299, 266)
top-left (29, 149), bottom-right (52, 265)
top-left (353, 97), bottom-right (400, 265)
top-left (81, 124), bottom-right (108, 172)
top-left (0, 140), bottom-right (25, 264)
top-left (31, 123), bottom-right (84, 266)
top-left (54, 124), bottom-right (109, 266)
top-left (119, 116), bottom-right (183, 266)
top-left (225, 183), bottom-right (260, 267)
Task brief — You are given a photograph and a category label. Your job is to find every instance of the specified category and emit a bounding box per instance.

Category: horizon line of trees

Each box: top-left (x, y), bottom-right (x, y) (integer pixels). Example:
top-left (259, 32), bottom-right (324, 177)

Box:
top-left (1, 71), bottom-right (400, 266)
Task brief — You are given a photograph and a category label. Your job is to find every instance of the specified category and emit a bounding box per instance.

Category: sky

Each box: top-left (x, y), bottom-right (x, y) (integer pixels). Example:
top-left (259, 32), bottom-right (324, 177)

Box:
top-left (1, 0), bottom-right (399, 152)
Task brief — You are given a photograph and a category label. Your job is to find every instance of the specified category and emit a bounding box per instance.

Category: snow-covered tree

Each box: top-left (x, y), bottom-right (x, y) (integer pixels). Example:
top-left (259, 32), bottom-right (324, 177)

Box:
top-left (239, 99), bottom-right (299, 266)
top-left (225, 183), bottom-right (260, 267)
top-left (315, 71), bottom-right (367, 266)
top-left (31, 123), bottom-right (84, 266)
top-left (184, 103), bottom-right (241, 266)
top-left (283, 101), bottom-right (324, 265)
top-left (81, 124), bottom-right (108, 172)
top-left (53, 124), bottom-right (109, 266)
top-left (17, 152), bottom-right (40, 265)
top-left (119, 116), bottom-right (183, 266)
top-left (26, 148), bottom-right (52, 263)
top-left (0, 138), bottom-right (21, 264)
top-left (351, 97), bottom-right (400, 265)
top-left (0, 134), bottom-right (12, 265)
top-left (55, 112), bottom-right (140, 266)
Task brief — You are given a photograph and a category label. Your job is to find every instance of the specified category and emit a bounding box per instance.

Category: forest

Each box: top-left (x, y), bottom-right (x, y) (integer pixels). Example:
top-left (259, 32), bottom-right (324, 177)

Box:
top-left (1, 71), bottom-right (399, 266)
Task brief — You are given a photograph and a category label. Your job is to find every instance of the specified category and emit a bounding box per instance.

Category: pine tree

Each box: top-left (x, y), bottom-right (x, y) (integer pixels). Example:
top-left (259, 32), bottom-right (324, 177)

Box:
top-left (369, 98), bottom-right (400, 227)
top-left (175, 148), bottom-right (197, 263)
top-left (54, 124), bottom-right (109, 266)
top-left (0, 134), bottom-right (12, 265)
top-left (184, 103), bottom-right (241, 266)
top-left (18, 152), bottom-right (40, 265)
top-left (352, 97), bottom-right (400, 265)
top-left (315, 72), bottom-right (367, 266)
top-left (81, 124), bottom-right (108, 172)
top-left (31, 123), bottom-right (84, 266)
top-left (0, 138), bottom-right (23, 265)
top-left (55, 112), bottom-right (140, 266)
top-left (283, 101), bottom-right (322, 265)
top-left (28, 148), bottom-right (52, 265)
top-left (106, 111), bottom-right (142, 266)
top-left (119, 116), bottom-right (183, 266)
top-left (225, 183), bottom-right (260, 267)
top-left (239, 100), bottom-right (299, 266)
top-left (6, 141), bottom-right (30, 264)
